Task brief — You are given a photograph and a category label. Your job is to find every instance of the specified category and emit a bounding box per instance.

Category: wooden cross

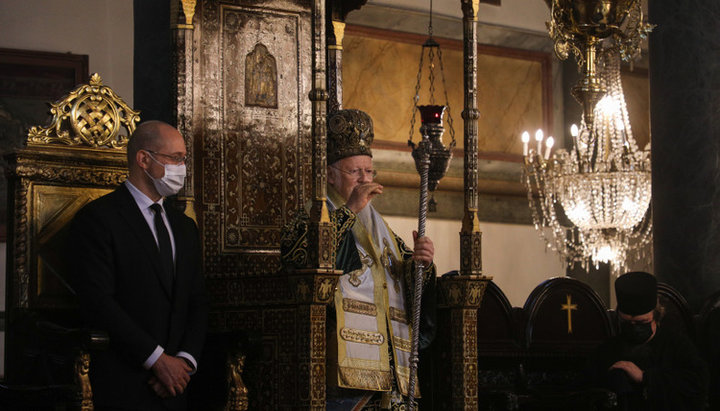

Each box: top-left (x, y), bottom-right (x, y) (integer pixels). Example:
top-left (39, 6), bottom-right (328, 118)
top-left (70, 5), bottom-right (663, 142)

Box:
top-left (561, 294), bottom-right (578, 334)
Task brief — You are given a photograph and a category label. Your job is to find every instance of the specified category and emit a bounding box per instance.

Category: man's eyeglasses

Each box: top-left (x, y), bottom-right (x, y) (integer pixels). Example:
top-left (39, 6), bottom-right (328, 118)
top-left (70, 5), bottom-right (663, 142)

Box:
top-left (145, 150), bottom-right (187, 164)
top-left (330, 165), bottom-right (377, 179)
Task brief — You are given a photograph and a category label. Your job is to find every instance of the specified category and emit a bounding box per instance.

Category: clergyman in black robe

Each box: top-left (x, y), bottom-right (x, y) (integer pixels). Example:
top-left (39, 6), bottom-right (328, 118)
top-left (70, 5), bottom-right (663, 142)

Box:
top-left (590, 271), bottom-right (708, 411)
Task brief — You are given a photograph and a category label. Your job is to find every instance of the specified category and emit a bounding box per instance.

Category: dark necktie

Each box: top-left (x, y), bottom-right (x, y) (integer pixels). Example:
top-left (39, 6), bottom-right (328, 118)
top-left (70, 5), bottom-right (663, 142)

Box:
top-left (150, 203), bottom-right (174, 287)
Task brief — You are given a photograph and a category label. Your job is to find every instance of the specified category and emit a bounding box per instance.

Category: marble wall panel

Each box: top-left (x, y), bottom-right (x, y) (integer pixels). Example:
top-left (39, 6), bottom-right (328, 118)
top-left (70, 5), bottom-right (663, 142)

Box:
top-left (342, 25), bottom-right (550, 156)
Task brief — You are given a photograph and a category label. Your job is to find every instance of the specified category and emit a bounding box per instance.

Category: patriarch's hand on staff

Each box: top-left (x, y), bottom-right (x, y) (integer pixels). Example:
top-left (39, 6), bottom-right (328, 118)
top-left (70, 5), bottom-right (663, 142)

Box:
top-left (346, 182), bottom-right (383, 213)
top-left (609, 360), bottom-right (644, 383)
top-left (412, 230), bottom-right (434, 268)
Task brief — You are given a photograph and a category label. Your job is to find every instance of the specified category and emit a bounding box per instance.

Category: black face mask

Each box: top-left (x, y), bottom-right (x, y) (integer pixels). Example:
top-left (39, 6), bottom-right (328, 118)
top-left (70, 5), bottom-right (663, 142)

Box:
top-left (620, 321), bottom-right (653, 345)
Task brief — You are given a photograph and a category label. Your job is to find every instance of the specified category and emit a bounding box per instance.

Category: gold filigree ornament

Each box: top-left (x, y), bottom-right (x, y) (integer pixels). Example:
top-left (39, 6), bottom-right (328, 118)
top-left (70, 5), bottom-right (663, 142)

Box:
top-left (171, 0), bottom-right (197, 29)
top-left (28, 73), bottom-right (140, 149)
top-left (340, 327), bottom-right (384, 345)
top-left (347, 268), bottom-right (363, 287)
top-left (343, 298), bottom-right (377, 316)
top-left (349, 252), bottom-right (373, 287)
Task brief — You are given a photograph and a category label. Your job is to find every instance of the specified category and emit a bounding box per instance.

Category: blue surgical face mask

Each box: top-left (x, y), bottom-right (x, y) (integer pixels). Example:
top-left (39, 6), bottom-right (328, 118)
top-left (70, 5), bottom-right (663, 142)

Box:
top-left (620, 320), bottom-right (653, 345)
top-left (144, 153), bottom-right (186, 197)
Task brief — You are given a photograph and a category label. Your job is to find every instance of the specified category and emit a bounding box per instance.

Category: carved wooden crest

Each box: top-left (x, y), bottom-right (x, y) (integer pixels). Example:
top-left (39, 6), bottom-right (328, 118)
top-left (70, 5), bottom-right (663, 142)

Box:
top-left (27, 73), bottom-right (139, 149)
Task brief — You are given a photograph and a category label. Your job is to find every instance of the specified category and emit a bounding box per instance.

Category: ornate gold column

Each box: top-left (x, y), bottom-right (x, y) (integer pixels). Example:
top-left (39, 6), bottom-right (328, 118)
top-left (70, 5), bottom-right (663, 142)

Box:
top-left (327, 19), bottom-right (345, 114)
top-left (435, 2), bottom-right (491, 409)
top-left (171, 0), bottom-right (197, 220)
top-left (459, 0), bottom-right (483, 276)
top-left (288, 0), bottom-right (343, 408)
top-left (437, 278), bottom-right (489, 410)
top-left (326, 0), bottom-right (366, 113)
top-left (290, 276), bottom-right (340, 408)
top-left (307, 0), bottom-right (335, 272)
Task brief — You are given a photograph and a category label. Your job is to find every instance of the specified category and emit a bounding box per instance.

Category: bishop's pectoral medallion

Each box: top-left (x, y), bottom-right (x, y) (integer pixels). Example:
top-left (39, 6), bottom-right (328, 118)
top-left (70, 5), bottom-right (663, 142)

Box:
top-left (381, 238), bottom-right (401, 293)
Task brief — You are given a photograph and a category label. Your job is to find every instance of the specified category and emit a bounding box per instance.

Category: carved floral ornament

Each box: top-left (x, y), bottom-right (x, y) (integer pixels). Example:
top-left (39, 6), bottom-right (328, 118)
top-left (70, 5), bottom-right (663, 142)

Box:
top-left (27, 73), bottom-right (140, 149)
top-left (171, 0), bottom-right (197, 29)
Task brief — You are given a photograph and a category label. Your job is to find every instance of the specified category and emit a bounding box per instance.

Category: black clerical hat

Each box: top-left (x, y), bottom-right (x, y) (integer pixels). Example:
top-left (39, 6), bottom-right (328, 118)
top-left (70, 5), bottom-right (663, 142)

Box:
top-left (615, 271), bottom-right (657, 315)
top-left (327, 109), bottom-right (374, 165)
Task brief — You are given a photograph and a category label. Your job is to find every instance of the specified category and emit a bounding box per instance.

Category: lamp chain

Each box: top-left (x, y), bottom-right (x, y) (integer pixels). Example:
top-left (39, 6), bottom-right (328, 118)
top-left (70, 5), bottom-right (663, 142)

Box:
top-left (428, 47), bottom-right (436, 105)
top-left (428, 0), bottom-right (433, 37)
top-left (407, 50), bottom-right (425, 145)
top-left (437, 46), bottom-right (456, 146)
top-left (407, 0), bottom-right (456, 147)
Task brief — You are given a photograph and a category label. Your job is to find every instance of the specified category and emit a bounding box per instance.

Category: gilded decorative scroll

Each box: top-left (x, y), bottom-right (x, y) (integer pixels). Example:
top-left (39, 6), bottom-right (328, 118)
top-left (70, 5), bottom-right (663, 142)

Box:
top-left (343, 298), bottom-right (377, 316)
top-left (393, 336), bottom-right (412, 352)
top-left (340, 328), bottom-right (385, 345)
top-left (27, 73), bottom-right (139, 149)
top-left (438, 275), bottom-right (490, 308)
top-left (225, 353), bottom-right (249, 411)
top-left (171, 0), bottom-right (197, 28)
top-left (389, 307), bottom-right (408, 324)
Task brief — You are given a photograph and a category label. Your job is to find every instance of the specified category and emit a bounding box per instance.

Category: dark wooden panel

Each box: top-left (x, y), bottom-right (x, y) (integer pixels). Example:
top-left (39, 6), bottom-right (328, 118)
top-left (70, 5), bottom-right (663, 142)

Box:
top-left (192, 0), bottom-right (313, 281)
top-left (188, 1), bottom-right (318, 407)
top-left (524, 277), bottom-right (612, 353)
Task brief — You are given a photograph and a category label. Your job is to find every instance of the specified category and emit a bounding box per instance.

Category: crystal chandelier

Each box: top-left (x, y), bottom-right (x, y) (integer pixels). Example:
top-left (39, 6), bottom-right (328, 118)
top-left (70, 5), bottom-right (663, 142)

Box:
top-left (522, 52), bottom-right (652, 275)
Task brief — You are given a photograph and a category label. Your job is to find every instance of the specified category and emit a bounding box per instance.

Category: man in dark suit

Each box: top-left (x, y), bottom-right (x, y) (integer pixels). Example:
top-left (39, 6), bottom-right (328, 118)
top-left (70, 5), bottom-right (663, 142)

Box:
top-left (70, 120), bottom-right (208, 410)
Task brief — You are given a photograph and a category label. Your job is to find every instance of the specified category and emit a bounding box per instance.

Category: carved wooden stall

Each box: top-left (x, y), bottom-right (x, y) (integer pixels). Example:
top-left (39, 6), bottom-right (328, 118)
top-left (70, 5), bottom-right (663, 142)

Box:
top-left (3, 73), bottom-right (135, 409)
top-left (472, 278), bottom-right (617, 410)
top-left (464, 277), bottom-right (719, 411)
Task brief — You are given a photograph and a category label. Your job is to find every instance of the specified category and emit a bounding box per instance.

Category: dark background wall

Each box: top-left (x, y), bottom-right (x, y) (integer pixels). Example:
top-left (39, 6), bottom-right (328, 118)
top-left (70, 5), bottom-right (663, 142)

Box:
top-left (650, 0), bottom-right (720, 311)
top-left (134, 0), bottom-right (173, 124)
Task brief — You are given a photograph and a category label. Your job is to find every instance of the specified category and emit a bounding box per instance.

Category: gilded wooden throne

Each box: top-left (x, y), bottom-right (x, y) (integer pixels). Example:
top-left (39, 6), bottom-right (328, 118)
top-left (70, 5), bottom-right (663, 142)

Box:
top-left (2, 73), bottom-right (137, 409)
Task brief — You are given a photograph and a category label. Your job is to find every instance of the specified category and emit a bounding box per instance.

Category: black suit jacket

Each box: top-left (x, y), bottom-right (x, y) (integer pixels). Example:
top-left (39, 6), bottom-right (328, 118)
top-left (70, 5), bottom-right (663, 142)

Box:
top-left (70, 184), bottom-right (208, 410)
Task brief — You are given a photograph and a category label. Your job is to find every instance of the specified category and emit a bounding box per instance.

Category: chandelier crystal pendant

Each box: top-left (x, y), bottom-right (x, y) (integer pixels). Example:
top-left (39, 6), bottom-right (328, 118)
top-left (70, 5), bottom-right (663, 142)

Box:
top-left (522, 52), bottom-right (652, 275)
